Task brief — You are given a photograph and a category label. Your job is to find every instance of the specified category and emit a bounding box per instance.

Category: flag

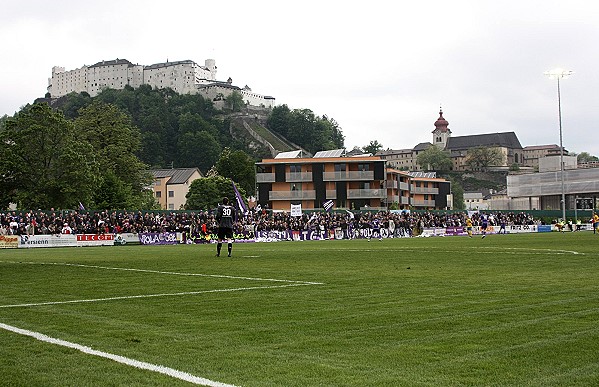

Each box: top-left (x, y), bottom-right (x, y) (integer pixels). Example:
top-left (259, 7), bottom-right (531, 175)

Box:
top-left (232, 181), bottom-right (248, 216)
top-left (323, 199), bottom-right (334, 212)
top-left (291, 203), bottom-right (302, 217)
top-left (79, 202), bottom-right (86, 211)
top-left (345, 209), bottom-right (355, 219)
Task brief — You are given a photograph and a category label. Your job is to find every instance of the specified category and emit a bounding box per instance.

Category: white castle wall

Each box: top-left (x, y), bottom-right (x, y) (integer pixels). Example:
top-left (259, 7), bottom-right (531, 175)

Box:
top-left (86, 61), bottom-right (144, 96)
top-left (197, 83), bottom-right (275, 108)
top-left (143, 60), bottom-right (216, 95)
top-left (47, 58), bottom-right (273, 108)
top-left (50, 65), bottom-right (88, 97)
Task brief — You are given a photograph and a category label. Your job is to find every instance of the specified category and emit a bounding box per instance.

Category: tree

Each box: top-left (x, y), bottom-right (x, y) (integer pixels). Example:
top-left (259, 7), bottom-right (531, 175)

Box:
top-left (447, 176), bottom-right (465, 210)
top-left (327, 117), bottom-right (345, 149)
top-left (178, 112), bottom-right (217, 137)
top-left (267, 104), bottom-right (292, 138)
top-left (577, 152), bottom-right (599, 163)
top-left (214, 148), bottom-right (256, 194)
top-left (225, 91), bottom-right (245, 112)
top-left (74, 100), bottom-right (153, 209)
top-left (185, 175), bottom-right (247, 210)
top-left (416, 146), bottom-right (453, 171)
top-left (363, 140), bottom-right (383, 155)
top-left (465, 147), bottom-right (503, 171)
top-left (177, 130), bottom-right (221, 173)
top-left (0, 103), bottom-right (98, 209)
top-left (59, 92), bottom-right (92, 119)
top-left (266, 105), bottom-right (345, 154)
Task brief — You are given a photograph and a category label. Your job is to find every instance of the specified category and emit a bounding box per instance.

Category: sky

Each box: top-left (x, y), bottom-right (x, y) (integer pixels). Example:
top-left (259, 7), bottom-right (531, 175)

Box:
top-left (1, 0), bottom-right (598, 155)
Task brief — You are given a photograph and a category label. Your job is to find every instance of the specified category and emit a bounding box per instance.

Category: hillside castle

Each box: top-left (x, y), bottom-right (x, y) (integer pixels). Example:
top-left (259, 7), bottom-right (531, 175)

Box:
top-left (47, 58), bottom-right (275, 108)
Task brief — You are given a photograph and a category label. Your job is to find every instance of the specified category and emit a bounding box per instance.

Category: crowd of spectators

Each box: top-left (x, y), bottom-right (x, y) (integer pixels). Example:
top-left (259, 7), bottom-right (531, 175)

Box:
top-left (0, 208), bottom-right (541, 237)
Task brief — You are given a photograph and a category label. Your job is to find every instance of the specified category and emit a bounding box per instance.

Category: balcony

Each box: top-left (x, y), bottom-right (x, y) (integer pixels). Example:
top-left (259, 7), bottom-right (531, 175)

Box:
top-left (410, 186), bottom-right (439, 194)
top-left (286, 172), bottom-right (313, 182)
top-left (348, 188), bottom-right (386, 199)
top-left (388, 181), bottom-right (410, 191)
top-left (384, 195), bottom-right (400, 203)
top-left (326, 190), bottom-right (337, 199)
top-left (323, 171), bottom-right (374, 181)
top-left (411, 199), bottom-right (436, 207)
top-left (401, 196), bottom-right (410, 205)
top-left (256, 173), bottom-right (275, 183)
top-left (269, 190), bottom-right (316, 201)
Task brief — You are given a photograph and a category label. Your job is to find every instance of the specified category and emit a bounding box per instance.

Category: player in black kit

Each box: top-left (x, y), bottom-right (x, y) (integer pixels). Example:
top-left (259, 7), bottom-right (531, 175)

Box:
top-left (215, 197), bottom-right (237, 257)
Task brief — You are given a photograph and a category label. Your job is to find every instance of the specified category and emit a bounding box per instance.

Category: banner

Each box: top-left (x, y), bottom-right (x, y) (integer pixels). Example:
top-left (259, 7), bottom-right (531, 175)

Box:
top-left (291, 204), bottom-right (302, 217)
top-left (0, 235), bottom-right (19, 249)
top-left (76, 234), bottom-right (115, 247)
top-left (187, 230), bottom-right (255, 244)
top-left (114, 233), bottom-right (140, 244)
top-left (445, 227), bottom-right (467, 236)
top-left (19, 234), bottom-right (77, 248)
top-left (138, 232), bottom-right (178, 245)
top-left (420, 227), bottom-right (447, 237)
top-left (509, 224), bottom-right (538, 234)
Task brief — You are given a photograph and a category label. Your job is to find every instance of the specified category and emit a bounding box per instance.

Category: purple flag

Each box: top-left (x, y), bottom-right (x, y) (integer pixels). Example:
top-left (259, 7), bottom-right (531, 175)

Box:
top-left (232, 181), bottom-right (248, 216)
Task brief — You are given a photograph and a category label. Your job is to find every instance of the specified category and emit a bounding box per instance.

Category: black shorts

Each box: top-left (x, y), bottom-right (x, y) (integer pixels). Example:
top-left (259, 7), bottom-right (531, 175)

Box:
top-left (217, 227), bottom-right (234, 241)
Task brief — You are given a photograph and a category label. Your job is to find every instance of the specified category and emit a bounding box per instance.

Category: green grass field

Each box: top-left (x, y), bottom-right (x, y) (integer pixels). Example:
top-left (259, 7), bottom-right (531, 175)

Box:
top-left (1, 233), bottom-right (599, 386)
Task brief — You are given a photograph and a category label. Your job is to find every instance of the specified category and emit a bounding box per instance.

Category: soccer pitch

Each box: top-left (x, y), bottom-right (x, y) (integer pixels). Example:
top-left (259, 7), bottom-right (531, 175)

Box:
top-left (1, 233), bottom-right (599, 386)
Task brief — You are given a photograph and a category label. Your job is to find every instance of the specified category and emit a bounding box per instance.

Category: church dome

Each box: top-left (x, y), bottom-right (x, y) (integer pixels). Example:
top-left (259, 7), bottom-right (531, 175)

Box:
top-left (433, 109), bottom-right (450, 133)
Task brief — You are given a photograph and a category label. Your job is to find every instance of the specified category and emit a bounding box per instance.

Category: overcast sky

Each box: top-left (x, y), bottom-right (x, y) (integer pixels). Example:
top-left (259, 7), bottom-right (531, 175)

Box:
top-left (1, 0), bottom-right (597, 155)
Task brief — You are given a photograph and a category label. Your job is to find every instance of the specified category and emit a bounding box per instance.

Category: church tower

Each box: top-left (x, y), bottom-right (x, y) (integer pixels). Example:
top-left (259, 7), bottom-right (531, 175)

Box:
top-left (432, 108), bottom-right (451, 149)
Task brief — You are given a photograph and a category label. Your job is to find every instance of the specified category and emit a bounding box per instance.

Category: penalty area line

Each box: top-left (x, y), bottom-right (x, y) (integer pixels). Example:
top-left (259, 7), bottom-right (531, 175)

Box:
top-left (0, 283), bottom-right (317, 309)
top-left (0, 322), bottom-right (238, 387)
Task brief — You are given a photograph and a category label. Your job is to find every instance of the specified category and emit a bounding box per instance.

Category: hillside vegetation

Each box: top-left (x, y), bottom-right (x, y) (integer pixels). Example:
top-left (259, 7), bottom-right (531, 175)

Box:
top-left (44, 87), bottom-right (345, 172)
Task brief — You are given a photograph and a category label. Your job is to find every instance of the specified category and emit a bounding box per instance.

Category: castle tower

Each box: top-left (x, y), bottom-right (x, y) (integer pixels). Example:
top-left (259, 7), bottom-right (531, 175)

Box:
top-left (432, 108), bottom-right (451, 149)
top-left (205, 59), bottom-right (217, 80)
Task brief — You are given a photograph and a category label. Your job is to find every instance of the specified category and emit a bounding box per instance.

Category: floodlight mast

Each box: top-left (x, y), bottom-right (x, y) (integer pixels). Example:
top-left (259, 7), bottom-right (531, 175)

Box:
top-left (544, 68), bottom-right (573, 223)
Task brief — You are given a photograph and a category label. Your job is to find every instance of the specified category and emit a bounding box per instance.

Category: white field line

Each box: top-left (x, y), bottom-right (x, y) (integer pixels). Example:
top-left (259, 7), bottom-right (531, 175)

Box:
top-left (0, 261), bottom-right (323, 308)
top-left (261, 247), bottom-right (583, 255)
top-left (0, 322), bottom-right (238, 387)
top-left (1, 260), bottom-right (324, 285)
top-left (0, 283), bottom-right (312, 309)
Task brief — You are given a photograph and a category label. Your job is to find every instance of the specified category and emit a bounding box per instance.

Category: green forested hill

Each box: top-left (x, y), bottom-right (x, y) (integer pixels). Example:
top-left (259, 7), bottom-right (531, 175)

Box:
top-left (42, 87), bottom-right (344, 172)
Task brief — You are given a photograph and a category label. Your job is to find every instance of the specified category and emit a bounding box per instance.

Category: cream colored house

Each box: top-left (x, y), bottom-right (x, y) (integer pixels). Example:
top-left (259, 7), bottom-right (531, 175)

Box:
top-left (150, 168), bottom-right (203, 210)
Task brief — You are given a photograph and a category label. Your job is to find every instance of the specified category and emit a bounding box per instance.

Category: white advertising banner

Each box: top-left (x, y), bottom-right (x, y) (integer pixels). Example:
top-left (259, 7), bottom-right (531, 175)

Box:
top-left (76, 234), bottom-right (115, 247)
top-left (114, 233), bottom-right (139, 244)
top-left (508, 224), bottom-right (538, 234)
top-left (19, 234), bottom-right (77, 248)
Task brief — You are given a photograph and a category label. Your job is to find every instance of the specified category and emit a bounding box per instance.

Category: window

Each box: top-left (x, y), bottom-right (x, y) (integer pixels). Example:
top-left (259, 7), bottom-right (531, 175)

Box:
top-left (334, 163), bottom-right (346, 172)
top-left (357, 164), bottom-right (369, 171)
top-left (155, 191), bottom-right (161, 198)
top-left (290, 164), bottom-right (302, 173)
top-left (168, 204), bottom-right (175, 210)
top-left (168, 191), bottom-right (174, 198)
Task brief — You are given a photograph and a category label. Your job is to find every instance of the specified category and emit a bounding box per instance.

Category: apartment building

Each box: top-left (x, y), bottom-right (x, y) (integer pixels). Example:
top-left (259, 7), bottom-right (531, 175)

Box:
top-left (256, 150), bottom-right (451, 211)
